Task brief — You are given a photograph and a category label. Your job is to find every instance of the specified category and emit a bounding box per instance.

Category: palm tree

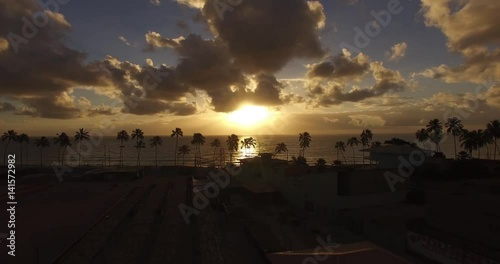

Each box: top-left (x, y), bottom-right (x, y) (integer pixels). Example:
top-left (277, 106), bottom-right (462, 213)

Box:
top-left (240, 137), bottom-right (257, 156)
top-left (460, 129), bottom-right (479, 157)
top-left (360, 129), bottom-right (373, 165)
top-left (487, 120), bottom-right (500, 160)
top-left (132, 129), bottom-right (145, 167)
top-left (116, 130), bottom-right (129, 166)
top-left (178, 145), bottom-right (190, 166)
top-left (415, 128), bottom-right (430, 149)
top-left (456, 151), bottom-right (471, 160)
top-left (171, 128), bottom-right (183, 166)
top-left (134, 140), bottom-right (146, 167)
top-left (445, 117), bottom-right (463, 158)
top-left (299, 132), bottom-right (311, 157)
top-left (426, 119), bottom-right (443, 152)
top-left (74, 128), bottom-right (90, 166)
top-left (316, 158), bottom-right (327, 172)
top-left (150, 136), bottom-right (163, 167)
top-left (35, 137), bottom-right (50, 166)
top-left (346, 137), bottom-right (360, 164)
top-left (2, 130), bottom-right (18, 166)
top-left (191, 133), bottom-right (206, 167)
top-left (274, 142), bottom-right (288, 161)
top-left (334, 141), bottom-right (347, 163)
top-left (210, 139), bottom-right (221, 164)
top-left (226, 134), bottom-right (239, 163)
top-left (55, 133), bottom-right (71, 166)
top-left (480, 129), bottom-right (494, 159)
top-left (17, 133), bottom-right (29, 167)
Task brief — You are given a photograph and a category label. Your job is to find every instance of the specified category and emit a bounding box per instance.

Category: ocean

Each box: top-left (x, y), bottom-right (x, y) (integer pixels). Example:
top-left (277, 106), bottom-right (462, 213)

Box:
top-left (0, 133), bottom-right (492, 167)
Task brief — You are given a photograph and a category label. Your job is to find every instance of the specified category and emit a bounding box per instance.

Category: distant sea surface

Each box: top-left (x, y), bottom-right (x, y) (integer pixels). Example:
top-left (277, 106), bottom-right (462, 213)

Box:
top-left (0, 133), bottom-right (487, 167)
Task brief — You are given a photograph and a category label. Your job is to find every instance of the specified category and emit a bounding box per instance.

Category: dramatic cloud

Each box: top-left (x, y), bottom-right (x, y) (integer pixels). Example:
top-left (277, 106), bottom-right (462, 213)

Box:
top-left (386, 42), bottom-right (407, 62)
top-left (308, 60), bottom-right (407, 107)
top-left (306, 49), bottom-right (370, 81)
top-left (348, 115), bottom-right (386, 128)
top-left (485, 84), bottom-right (500, 109)
top-left (198, 0), bottom-right (326, 73)
top-left (419, 0), bottom-right (500, 83)
top-left (0, 0), bottom-right (109, 118)
top-left (144, 32), bottom-right (185, 51)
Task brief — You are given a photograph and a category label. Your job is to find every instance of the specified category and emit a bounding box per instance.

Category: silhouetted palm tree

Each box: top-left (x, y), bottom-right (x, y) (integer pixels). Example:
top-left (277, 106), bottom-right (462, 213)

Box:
top-left (116, 130), bottom-right (129, 166)
top-left (240, 137), bottom-right (256, 156)
top-left (360, 129), bottom-right (373, 165)
top-left (150, 136), bottom-right (163, 167)
top-left (460, 129), bottom-right (479, 157)
top-left (346, 137), bottom-right (360, 164)
top-left (291, 156), bottom-right (307, 166)
top-left (35, 137), bottom-right (50, 166)
top-left (426, 119), bottom-right (443, 152)
top-left (17, 133), bottom-right (29, 167)
top-left (210, 138), bottom-right (221, 163)
top-left (334, 141), bottom-right (347, 163)
top-left (132, 129), bottom-right (145, 167)
top-left (2, 130), bottom-right (18, 166)
top-left (445, 117), bottom-right (463, 158)
top-left (226, 134), bottom-right (239, 163)
top-left (171, 128), bottom-right (183, 166)
top-left (299, 132), bottom-right (311, 157)
top-left (191, 133), bottom-right (205, 167)
top-left (415, 128), bottom-right (430, 149)
top-left (316, 158), bottom-right (327, 172)
top-left (178, 144), bottom-right (190, 166)
top-left (74, 128), bottom-right (90, 166)
top-left (487, 120), bottom-right (500, 160)
top-left (275, 142), bottom-right (288, 161)
top-left (55, 133), bottom-right (71, 166)
top-left (480, 129), bottom-right (494, 159)
top-left (134, 140), bottom-right (145, 167)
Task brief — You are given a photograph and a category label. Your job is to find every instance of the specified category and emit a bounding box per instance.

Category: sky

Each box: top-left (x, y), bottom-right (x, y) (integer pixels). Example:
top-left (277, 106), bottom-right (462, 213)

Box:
top-left (0, 0), bottom-right (499, 136)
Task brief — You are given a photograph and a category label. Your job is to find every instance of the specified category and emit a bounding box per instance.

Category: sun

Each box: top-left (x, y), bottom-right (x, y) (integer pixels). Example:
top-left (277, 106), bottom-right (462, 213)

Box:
top-left (227, 105), bottom-right (270, 127)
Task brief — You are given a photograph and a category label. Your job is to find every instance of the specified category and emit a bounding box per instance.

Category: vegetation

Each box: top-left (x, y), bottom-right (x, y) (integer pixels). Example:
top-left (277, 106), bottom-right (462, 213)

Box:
top-left (35, 137), bottom-right (50, 166)
top-left (17, 133), bottom-right (29, 167)
top-left (275, 142), bottom-right (288, 161)
top-left (240, 137), bottom-right (256, 155)
top-left (346, 137), bottom-right (360, 164)
top-left (226, 134), bottom-right (239, 164)
top-left (2, 130), bottom-right (18, 166)
top-left (132, 128), bottom-right (145, 167)
top-left (445, 117), bottom-right (464, 157)
top-left (384, 137), bottom-right (416, 147)
top-left (149, 136), bottom-right (163, 167)
top-left (210, 138), bottom-right (221, 163)
top-left (360, 129), bottom-right (372, 165)
top-left (171, 128), bottom-right (183, 166)
top-left (178, 144), bottom-right (190, 166)
top-left (191, 133), bottom-right (205, 167)
top-left (74, 128), bottom-right (90, 166)
top-left (291, 155), bottom-right (307, 166)
top-left (334, 141), bottom-right (347, 163)
top-left (116, 130), bottom-right (129, 166)
top-left (299, 132), bottom-right (311, 157)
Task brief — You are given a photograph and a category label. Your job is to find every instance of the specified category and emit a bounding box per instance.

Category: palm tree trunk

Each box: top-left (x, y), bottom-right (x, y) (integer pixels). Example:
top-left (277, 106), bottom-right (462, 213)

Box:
top-left (494, 138), bottom-right (498, 160)
top-left (40, 148), bottom-right (43, 167)
top-left (4, 140), bottom-right (10, 166)
top-left (453, 135), bottom-right (457, 158)
top-left (352, 147), bottom-right (355, 164)
top-left (175, 136), bottom-right (178, 166)
top-left (78, 141), bottom-right (81, 166)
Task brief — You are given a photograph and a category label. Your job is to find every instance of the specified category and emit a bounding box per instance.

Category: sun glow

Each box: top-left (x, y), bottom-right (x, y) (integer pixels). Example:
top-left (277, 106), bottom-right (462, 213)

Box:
top-left (227, 105), bottom-right (270, 127)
